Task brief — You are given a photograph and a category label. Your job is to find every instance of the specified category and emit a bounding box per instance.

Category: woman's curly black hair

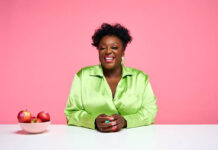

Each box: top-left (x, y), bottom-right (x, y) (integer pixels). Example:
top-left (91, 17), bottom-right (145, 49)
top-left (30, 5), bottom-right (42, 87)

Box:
top-left (91, 23), bottom-right (132, 51)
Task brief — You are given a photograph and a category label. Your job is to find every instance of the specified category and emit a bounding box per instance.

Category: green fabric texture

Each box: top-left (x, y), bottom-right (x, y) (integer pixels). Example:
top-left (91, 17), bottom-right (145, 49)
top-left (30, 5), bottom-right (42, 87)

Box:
top-left (64, 64), bottom-right (158, 129)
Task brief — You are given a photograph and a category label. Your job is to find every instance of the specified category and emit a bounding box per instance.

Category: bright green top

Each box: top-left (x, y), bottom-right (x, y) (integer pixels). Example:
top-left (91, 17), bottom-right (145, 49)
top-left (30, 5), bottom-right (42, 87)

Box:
top-left (64, 64), bottom-right (158, 129)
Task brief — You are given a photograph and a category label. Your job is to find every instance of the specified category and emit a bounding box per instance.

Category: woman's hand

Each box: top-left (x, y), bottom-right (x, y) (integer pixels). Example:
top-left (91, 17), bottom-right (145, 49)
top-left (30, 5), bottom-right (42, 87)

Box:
top-left (95, 114), bottom-right (114, 132)
top-left (95, 114), bottom-right (127, 132)
top-left (111, 114), bottom-right (127, 130)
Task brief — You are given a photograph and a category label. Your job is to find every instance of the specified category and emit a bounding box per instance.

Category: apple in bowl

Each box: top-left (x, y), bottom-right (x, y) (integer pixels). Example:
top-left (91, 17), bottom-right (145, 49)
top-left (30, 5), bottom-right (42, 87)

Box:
top-left (18, 110), bottom-right (51, 134)
top-left (30, 117), bottom-right (42, 123)
top-left (37, 111), bottom-right (50, 122)
top-left (17, 110), bottom-right (32, 123)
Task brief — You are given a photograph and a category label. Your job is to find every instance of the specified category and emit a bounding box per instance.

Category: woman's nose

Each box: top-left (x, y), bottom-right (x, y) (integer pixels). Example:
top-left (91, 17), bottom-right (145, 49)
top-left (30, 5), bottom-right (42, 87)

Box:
top-left (105, 48), bottom-right (112, 54)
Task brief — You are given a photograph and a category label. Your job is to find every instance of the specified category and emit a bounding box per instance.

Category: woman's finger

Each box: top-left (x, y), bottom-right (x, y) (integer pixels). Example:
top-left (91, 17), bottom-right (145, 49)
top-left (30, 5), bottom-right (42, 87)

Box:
top-left (102, 125), bottom-right (119, 132)
top-left (101, 126), bottom-right (114, 132)
top-left (98, 120), bottom-right (119, 128)
top-left (97, 117), bottom-right (112, 123)
top-left (100, 122), bottom-right (124, 132)
top-left (115, 122), bottom-right (124, 131)
top-left (97, 116), bottom-right (114, 123)
top-left (96, 115), bottom-right (115, 130)
top-left (111, 114), bottom-right (126, 127)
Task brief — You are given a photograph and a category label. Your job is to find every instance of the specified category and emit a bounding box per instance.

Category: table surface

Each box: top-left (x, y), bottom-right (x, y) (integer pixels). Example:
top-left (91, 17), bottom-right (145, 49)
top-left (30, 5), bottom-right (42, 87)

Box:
top-left (0, 124), bottom-right (218, 150)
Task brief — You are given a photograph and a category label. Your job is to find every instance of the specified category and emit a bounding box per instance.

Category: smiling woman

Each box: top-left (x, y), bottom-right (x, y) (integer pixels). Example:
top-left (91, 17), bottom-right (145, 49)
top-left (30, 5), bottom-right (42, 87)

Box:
top-left (64, 23), bottom-right (158, 132)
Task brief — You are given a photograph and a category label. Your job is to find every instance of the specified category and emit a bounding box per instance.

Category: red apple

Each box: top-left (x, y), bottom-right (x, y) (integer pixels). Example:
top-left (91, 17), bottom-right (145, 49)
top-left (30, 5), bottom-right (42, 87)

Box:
top-left (17, 110), bottom-right (32, 123)
top-left (31, 117), bottom-right (42, 123)
top-left (37, 111), bottom-right (50, 122)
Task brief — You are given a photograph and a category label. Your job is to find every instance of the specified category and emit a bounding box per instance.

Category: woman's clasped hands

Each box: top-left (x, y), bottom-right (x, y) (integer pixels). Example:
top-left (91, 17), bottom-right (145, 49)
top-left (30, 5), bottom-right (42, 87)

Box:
top-left (95, 114), bottom-right (127, 132)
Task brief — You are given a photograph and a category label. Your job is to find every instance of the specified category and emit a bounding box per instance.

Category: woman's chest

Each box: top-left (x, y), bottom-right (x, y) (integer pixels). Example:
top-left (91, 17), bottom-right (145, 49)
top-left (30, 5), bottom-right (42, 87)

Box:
top-left (81, 76), bottom-right (143, 115)
top-left (105, 77), bottom-right (121, 98)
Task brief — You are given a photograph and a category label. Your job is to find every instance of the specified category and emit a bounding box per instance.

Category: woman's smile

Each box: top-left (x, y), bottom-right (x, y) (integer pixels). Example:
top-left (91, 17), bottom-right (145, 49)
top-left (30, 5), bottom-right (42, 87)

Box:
top-left (104, 56), bottom-right (115, 63)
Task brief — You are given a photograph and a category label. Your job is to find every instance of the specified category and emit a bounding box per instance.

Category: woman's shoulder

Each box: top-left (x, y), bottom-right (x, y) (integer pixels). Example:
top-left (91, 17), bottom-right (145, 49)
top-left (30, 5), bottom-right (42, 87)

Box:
top-left (125, 66), bottom-right (149, 76)
top-left (124, 66), bottom-right (150, 82)
top-left (76, 65), bottom-right (101, 77)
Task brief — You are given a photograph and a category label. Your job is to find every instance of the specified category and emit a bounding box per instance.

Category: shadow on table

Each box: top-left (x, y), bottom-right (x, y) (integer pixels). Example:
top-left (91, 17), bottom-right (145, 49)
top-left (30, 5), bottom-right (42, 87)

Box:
top-left (14, 130), bottom-right (49, 135)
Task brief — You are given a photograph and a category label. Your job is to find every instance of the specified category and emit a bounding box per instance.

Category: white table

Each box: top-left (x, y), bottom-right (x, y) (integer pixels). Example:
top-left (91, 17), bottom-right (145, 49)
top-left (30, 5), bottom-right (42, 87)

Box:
top-left (0, 124), bottom-right (217, 150)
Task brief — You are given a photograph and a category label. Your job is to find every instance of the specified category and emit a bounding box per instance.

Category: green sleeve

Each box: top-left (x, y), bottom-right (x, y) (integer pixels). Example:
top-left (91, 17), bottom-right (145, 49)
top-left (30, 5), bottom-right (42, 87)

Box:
top-left (64, 73), bottom-right (97, 129)
top-left (123, 77), bottom-right (158, 128)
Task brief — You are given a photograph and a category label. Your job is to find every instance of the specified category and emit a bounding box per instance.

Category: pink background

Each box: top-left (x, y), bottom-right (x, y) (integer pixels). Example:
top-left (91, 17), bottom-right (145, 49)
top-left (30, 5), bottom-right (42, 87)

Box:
top-left (1, 0), bottom-right (218, 124)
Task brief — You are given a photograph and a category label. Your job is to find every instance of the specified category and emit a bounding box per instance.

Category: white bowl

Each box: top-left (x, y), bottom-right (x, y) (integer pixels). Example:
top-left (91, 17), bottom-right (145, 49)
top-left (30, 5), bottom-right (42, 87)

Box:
top-left (19, 121), bottom-right (51, 133)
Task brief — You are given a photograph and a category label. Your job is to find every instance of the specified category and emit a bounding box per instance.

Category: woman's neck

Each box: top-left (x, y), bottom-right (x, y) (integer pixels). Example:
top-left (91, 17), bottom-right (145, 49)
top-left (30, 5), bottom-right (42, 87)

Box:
top-left (102, 65), bottom-right (122, 78)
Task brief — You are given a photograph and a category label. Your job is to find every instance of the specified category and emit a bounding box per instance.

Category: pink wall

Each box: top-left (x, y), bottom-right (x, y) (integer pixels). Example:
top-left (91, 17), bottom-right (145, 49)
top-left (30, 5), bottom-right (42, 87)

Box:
top-left (1, 0), bottom-right (218, 124)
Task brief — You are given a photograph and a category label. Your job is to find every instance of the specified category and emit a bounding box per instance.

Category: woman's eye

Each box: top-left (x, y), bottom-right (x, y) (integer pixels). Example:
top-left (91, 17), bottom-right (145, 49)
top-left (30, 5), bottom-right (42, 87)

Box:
top-left (112, 47), bottom-right (118, 49)
top-left (99, 47), bottom-right (105, 50)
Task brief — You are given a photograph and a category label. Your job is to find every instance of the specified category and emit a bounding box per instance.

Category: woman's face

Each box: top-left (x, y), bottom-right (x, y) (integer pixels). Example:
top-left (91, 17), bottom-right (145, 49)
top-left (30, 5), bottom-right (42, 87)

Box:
top-left (98, 35), bottom-right (124, 70)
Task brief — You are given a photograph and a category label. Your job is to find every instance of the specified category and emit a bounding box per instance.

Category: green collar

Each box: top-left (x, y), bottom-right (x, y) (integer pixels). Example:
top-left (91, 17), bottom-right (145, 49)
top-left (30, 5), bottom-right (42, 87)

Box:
top-left (90, 64), bottom-right (133, 78)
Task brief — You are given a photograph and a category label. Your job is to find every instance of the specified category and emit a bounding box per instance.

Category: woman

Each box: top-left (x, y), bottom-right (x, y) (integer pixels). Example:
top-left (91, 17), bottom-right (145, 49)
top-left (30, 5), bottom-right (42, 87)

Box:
top-left (64, 23), bottom-right (158, 132)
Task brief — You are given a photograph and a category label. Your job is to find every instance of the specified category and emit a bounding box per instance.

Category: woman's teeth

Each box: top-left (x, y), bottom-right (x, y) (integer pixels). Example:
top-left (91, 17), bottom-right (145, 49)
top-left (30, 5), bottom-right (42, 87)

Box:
top-left (104, 57), bottom-right (114, 62)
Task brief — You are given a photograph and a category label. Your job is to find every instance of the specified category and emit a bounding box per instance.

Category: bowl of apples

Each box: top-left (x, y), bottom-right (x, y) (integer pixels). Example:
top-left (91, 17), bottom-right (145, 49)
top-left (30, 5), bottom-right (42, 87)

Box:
top-left (17, 110), bottom-right (51, 134)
